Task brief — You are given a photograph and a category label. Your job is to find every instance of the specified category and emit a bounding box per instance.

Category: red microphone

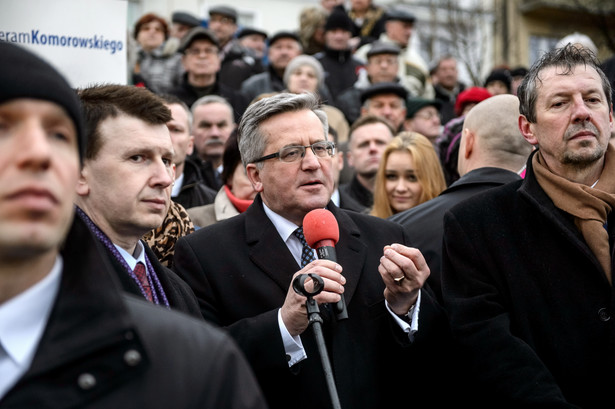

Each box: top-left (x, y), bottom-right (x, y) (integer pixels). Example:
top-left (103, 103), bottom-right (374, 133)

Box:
top-left (303, 209), bottom-right (348, 320)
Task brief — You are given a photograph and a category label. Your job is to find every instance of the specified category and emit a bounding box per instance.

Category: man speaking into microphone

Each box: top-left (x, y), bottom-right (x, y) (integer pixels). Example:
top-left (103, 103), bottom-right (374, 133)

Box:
top-left (173, 92), bottom-right (455, 409)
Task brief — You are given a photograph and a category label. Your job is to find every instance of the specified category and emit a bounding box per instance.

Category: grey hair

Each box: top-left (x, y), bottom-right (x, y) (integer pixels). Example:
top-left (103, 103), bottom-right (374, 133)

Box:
top-left (517, 43), bottom-right (612, 123)
top-left (238, 92), bottom-right (328, 168)
top-left (191, 94), bottom-right (235, 122)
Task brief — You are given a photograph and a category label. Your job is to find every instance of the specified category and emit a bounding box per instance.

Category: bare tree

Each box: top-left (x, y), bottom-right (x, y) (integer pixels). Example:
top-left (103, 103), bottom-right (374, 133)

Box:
top-left (403, 0), bottom-right (494, 85)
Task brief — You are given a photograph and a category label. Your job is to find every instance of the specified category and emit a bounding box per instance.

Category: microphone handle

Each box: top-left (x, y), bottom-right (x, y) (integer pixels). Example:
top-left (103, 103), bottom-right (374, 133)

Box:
top-left (315, 246), bottom-right (349, 320)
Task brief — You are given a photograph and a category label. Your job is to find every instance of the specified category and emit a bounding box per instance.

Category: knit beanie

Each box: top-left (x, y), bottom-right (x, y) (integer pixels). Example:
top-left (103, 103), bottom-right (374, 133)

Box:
top-left (324, 5), bottom-right (355, 34)
top-left (0, 42), bottom-right (84, 160)
top-left (454, 86), bottom-right (492, 117)
top-left (283, 55), bottom-right (325, 88)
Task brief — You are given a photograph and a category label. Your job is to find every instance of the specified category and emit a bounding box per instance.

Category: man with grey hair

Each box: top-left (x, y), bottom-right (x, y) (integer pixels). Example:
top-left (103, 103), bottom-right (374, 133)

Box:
top-left (391, 94), bottom-right (532, 300)
top-left (174, 92), bottom-right (454, 409)
top-left (190, 95), bottom-right (236, 191)
top-left (441, 44), bottom-right (615, 407)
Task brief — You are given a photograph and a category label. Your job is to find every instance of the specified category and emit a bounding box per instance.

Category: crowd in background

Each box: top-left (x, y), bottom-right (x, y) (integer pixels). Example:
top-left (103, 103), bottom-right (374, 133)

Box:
top-left (3, 0), bottom-right (615, 408)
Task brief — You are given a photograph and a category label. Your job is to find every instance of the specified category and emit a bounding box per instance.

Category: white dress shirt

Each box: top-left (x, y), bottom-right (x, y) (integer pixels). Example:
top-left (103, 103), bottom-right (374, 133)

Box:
top-left (0, 256), bottom-right (62, 399)
top-left (262, 203), bottom-right (420, 367)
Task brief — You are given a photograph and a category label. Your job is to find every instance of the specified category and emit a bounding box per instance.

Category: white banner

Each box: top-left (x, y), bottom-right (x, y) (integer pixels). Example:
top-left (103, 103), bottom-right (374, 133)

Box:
top-left (0, 0), bottom-right (127, 87)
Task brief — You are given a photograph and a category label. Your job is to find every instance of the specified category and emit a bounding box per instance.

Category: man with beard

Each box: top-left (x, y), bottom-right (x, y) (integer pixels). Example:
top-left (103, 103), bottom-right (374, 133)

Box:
top-left (441, 44), bottom-right (615, 408)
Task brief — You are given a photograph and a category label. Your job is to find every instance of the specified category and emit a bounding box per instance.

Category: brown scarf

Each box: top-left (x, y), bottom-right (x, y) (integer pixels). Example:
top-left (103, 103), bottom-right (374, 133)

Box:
top-left (533, 144), bottom-right (615, 284)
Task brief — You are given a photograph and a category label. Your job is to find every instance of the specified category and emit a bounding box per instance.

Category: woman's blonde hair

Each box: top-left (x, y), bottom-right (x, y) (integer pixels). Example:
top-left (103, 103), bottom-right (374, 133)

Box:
top-left (371, 132), bottom-right (446, 218)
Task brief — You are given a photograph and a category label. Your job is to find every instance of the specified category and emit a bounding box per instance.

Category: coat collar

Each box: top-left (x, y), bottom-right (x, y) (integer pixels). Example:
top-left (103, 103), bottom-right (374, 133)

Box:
top-left (244, 195), bottom-right (365, 304)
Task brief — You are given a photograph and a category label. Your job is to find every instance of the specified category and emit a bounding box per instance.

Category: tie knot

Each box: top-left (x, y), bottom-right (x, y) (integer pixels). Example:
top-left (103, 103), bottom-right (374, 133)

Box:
top-left (294, 227), bottom-right (308, 246)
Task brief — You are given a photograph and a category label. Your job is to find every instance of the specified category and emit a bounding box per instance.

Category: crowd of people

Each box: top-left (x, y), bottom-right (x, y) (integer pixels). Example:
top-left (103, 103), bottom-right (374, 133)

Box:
top-left (2, 0), bottom-right (615, 408)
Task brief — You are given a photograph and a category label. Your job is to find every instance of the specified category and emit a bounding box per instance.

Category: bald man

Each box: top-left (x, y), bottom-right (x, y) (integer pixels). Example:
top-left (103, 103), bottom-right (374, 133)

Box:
top-left (390, 94), bottom-right (533, 300)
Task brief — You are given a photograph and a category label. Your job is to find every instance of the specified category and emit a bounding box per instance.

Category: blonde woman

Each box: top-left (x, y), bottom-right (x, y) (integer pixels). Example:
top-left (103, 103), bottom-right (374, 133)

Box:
top-left (371, 132), bottom-right (446, 218)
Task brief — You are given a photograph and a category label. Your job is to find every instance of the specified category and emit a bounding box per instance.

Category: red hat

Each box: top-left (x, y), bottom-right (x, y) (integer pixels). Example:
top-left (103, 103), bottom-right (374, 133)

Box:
top-left (454, 86), bottom-right (491, 117)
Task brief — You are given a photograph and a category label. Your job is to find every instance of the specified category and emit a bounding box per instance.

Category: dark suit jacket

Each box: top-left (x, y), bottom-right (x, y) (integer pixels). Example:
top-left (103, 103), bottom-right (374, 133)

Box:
top-left (103, 238), bottom-right (202, 319)
top-left (173, 194), bottom-right (455, 409)
top-left (441, 152), bottom-right (615, 408)
top-left (0, 217), bottom-right (267, 409)
top-left (390, 167), bottom-right (521, 300)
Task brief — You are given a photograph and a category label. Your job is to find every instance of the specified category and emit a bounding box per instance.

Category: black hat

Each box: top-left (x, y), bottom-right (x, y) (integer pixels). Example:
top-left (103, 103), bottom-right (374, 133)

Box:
top-left (324, 6), bottom-right (355, 33)
top-left (484, 69), bottom-right (512, 92)
top-left (385, 6), bottom-right (416, 23)
top-left (180, 27), bottom-right (220, 52)
top-left (405, 97), bottom-right (442, 119)
top-left (367, 41), bottom-right (401, 58)
top-left (172, 11), bottom-right (200, 28)
top-left (238, 27), bottom-right (268, 40)
top-left (360, 82), bottom-right (408, 104)
top-left (510, 66), bottom-right (528, 78)
top-left (0, 42), bottom-right (84, 160)
top-left (209, 5), bottom-right (238, 22)
top-left (268, 30), bottom-right (301, 47)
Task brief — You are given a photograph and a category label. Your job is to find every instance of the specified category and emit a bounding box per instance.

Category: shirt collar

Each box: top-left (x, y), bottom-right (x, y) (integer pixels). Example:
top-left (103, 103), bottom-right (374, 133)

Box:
top-left (262, 202), bottom-right (300, 244)
top-left (0, 256), bottom-right (62, 367)
top-left (114, 240), bottom-right (146, 271)
top-left (171, 172), bottom-right (185, 197)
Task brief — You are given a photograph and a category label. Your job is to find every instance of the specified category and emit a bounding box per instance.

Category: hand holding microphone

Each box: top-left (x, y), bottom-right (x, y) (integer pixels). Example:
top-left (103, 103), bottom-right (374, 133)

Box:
top-left (303, 209), bottom-right (349, 320)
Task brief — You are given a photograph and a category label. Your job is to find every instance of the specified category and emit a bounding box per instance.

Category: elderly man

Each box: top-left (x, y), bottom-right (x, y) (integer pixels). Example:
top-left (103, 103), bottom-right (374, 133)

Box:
top-left (441, 44), bottom-right (615, 408)
top-left (207, 5), bottom-right (264, 90)
top-left (337, 40), bottom-right (402, 124)
top-left (240, 31), bottom-right (304, 102)
top-left (403, 96), bottom-right (442, 146)
top-left (76, 84), bottom-right (200, 316)
top-left (173, 92), bottom-right (454, 409)
top-left (0, 42), bottom-right (266, 408)
top-left (431, 55), bottom-right (465, 124)
top-left (356, 5), bottom-right (433, 99)
top-left (360, 81), bottom-right (408, 131)
top-left (190, 95), bottom-right (236, 191)
top-left (171, 26), bottom-right (248, 122)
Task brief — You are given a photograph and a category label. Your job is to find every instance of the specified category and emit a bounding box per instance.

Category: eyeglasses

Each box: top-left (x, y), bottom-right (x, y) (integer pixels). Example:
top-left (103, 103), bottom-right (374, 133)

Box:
top-left (184, 47), bottom-right (218, 57)
top-left (252, 141), bottom-right (336, 163)
top-left (413, 111), bottom-right (440, 120)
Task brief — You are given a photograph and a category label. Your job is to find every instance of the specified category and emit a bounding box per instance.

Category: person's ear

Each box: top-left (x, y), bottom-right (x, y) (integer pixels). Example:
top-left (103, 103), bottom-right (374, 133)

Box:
top-left (246, 163), bottom-right (264, 192)
top-left (519, 115), bottom-right (538, 146)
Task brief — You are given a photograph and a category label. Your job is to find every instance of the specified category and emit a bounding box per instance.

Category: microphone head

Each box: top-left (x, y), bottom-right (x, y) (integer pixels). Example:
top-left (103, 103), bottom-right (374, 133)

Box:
top-left (303, 209), bottom-right (339, 247)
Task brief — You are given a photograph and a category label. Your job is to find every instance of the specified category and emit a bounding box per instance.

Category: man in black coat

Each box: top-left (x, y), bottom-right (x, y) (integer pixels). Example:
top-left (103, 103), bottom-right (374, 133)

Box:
top-left (75, 84), bottom-right (200, 317)
top-left (391, 94), bottom-right (532, 300)
top-left (171, 26), bottom-right (248, 123)
top-left (160, 94), bottom-right (217, 209)
top-left (174, 92), bottom-right (455, 409)
top-left (0, 42), bottom-right (267, 409)
top-left (441, 44), bottom-right (615, 408)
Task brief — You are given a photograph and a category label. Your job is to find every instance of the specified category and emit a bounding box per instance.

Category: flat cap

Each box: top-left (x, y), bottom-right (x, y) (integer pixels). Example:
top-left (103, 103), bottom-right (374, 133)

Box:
top-left (209, 5), bottom-right (238, 22)
top-left (238, 27), bottom-right (268, 39)
top-left (385, 6), bottom-right (416, 23)
top-left (268, 30), bottom-right (301, 47)
top-left (367, 41), bottom-right (401, 58)
top-left (172, 11), bottom-right (200, 28)
top-left (406, 97), bottom-right (442, 118)
top-left (179, 26), bottom-right (220, 52)
top-left (360, 82), bottom-right (408, 104)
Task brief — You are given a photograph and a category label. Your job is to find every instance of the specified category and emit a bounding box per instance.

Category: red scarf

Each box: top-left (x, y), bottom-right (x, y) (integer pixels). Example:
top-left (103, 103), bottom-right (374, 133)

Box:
top-left (224, 185), bottom-right (253, 213)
